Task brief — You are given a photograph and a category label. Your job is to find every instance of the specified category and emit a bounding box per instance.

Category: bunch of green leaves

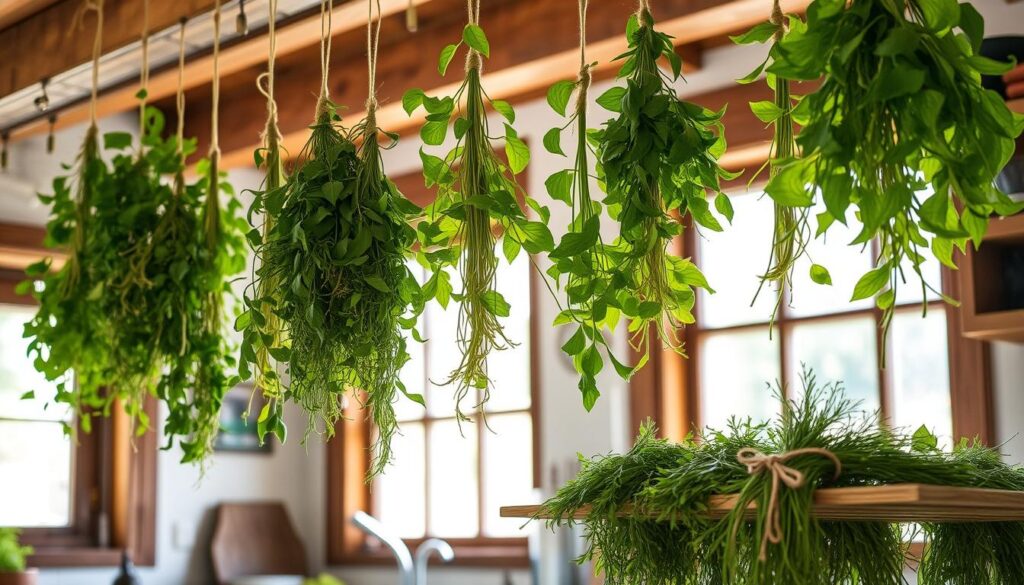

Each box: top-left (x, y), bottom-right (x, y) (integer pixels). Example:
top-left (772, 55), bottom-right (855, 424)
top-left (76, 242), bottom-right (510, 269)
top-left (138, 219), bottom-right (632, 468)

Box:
top-left (732, 14), bottom-right (818, 320)
top-left (239, 102), bottom-right (424, 472)
top-left (0, 528), bottom-right (32, 573)
top-left (403, 22), bottom-right (554, 421)
top-left (591, 8), bottom-right (735, 375)
top-left (23, 123), bottom-right (114, 434)
top-left (542, 370), bottom-right (1024, 584)
top-left (765, 0), bottom-right (1024, 337)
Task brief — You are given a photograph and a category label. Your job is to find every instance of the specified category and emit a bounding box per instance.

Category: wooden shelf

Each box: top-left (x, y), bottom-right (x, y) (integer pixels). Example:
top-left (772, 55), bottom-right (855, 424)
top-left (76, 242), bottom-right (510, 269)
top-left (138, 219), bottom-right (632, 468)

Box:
top-left (1009, 98), bottom-right (1024, 115)
top-left (501, 484), bottom-right (1024, 523)
top-left (960, 212), bottom-right (1024, 342)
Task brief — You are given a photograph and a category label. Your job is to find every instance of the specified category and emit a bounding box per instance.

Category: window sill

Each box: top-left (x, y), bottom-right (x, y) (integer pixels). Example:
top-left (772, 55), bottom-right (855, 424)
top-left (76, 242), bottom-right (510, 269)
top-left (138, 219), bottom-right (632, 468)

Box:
top-left (334, 542), bottom-right (530, 569)
top-left (29, 547), bottom-right (126, 568)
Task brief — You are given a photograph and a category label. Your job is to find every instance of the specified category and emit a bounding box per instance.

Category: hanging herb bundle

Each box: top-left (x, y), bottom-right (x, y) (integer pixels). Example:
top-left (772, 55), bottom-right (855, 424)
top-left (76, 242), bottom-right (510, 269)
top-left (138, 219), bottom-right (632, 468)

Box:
top-left (765, 0), bottom-right (1024, 335)
top-left (732, 2), bottom-right (817, 319)
top-left (24, 0), bottom-right (113, 433)
top-left (543, 371), bottom-right (1024, 584)
top-left (402, 0), bottom-right (554, 421)
top-left (542, 0), bottom-right (635, 410)
top-left (591, 1), bottom-right (735, 376)
top-left (240, 0), bottom-right (425, 471)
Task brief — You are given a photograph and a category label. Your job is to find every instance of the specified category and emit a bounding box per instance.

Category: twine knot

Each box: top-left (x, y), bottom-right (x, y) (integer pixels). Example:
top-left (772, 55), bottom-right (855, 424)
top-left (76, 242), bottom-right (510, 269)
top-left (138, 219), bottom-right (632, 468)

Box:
top-left (736, 447), bottom-right (841, 561)
top-left (465, 50), bottom-right (483, 72)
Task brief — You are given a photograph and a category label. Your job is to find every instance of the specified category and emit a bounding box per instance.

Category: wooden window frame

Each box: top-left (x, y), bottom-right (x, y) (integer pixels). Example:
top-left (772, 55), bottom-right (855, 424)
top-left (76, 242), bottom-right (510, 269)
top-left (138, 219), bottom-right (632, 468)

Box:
top-left (630, 199), bottom-right (993, 446)
top-left (326, 170), bottom-right (541, 567)
top-left (0, 225), bottom-right (158, 568)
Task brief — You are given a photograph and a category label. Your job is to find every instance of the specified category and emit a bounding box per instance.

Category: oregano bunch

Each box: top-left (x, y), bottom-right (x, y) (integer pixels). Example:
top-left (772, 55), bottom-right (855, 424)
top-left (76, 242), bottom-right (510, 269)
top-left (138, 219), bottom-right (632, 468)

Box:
top-left (542, 0), bottom-right (636, 410)
top-left (591, 5), bottom-right (735, 373)
top-left (402, 7), bottom-right (554, 421)
top-left (765, 0), bottom-right (1024, 335)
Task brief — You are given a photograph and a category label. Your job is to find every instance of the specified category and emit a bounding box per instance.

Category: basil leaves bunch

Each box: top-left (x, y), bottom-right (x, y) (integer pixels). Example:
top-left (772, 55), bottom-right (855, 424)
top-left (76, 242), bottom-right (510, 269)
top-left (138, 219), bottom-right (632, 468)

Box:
top-left (240, 104), bottom-right (424, 473)
top-left (24, 124), bottom-right (112, 434)
top-left (766, 0), bottom-right (1024, 332)
top-left (403, 22), bottom-right (554, 421)
top-left (592, 9), bottom-right (734, 373)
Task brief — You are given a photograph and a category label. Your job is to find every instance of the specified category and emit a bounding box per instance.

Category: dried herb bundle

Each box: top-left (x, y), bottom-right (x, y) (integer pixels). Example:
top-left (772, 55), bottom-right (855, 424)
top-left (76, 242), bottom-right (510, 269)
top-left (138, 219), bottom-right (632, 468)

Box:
top-left (403, 1), bottom-right (554, 421)
top-left (544, 371), bottom-right (1024, 584)
top-left (765, 0), bottom-right (1024, 336)
top-left (589, 3), bottom-right (735, 384)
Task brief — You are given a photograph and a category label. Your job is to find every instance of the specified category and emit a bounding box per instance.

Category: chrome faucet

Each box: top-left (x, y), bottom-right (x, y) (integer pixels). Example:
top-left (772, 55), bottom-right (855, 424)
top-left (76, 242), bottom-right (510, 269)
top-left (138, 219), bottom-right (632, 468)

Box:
top-left (351, 511), bottom-right (415, 585)
top-left (414, 538), bottom-right (455, 585)
top-left (350, 511), bottom-right (455, 585)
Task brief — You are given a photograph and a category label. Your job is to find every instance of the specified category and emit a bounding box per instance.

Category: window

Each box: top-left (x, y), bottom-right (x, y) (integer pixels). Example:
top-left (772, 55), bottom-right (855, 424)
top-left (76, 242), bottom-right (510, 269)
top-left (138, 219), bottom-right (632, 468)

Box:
top-left (0, 302), bottom-right (74, 528)
top-left (375, 253), bottom-right (537, 542)
top-left (0, 225), bottom-right (157, 567)
top-left (690, 192), bottom-right (954, 438)
top-left (327, 168), bottom-right (542, 564)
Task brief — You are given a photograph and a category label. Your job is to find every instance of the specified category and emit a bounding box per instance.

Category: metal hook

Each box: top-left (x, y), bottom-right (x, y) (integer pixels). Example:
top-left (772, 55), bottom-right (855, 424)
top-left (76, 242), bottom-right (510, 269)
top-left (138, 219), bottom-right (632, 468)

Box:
top-left (34, 78), bottom-right (51, 112)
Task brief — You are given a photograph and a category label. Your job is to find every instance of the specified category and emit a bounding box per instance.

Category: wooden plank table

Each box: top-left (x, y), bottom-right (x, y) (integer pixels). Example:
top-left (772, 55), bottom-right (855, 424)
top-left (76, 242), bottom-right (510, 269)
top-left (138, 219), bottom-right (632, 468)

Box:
top-left (501, 484), bottom-right (1024, 523)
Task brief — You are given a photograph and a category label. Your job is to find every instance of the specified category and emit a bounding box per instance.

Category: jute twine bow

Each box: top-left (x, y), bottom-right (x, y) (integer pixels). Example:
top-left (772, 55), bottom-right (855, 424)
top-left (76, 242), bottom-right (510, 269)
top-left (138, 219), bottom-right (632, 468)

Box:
top-left (736, 446), bottom-right (842, 561)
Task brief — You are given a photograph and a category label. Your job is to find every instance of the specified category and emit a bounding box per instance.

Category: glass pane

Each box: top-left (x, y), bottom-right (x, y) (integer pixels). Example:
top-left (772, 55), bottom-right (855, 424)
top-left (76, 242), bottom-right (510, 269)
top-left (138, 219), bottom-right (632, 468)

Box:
top-left (428, 419), bottom-right (479, 538)
top-left (482, 413), bottom-right (536, 537)
top-left (0, 304), bottom-right (68, 421)
top-left (697, 193), bottom-right (777, 329)
top-left (789, 212), bottom-right (874, 318)
top-left (889, 310), bottom-right (953, 442)
top-left (895, 253), bottom-right (942, 306)
top-left (375, 421), bottom-right (426, 538)
top-left (788, 317), bottom-right (880, 413)
top-left (699, 329), bottom-right (781, 430)
top-left (0, 420), bottom-right (72, 526)
top-left (425, 276), bottom-right (462, 419)
top-left (395, 329), bottom-right (427, 422)
top-left (486, 250), bottom-right (531, 413)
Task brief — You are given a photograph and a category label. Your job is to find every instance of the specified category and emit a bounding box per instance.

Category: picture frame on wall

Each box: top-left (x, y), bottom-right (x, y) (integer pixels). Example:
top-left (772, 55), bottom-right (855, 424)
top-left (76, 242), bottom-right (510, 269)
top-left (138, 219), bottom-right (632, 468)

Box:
top-left (214, 382), bottom-right (272, 454)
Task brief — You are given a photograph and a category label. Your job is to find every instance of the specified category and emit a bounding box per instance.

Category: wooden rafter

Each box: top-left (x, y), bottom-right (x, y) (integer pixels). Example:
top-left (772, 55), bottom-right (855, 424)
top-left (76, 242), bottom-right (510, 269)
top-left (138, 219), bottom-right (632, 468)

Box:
top-left (180, 0), bottom-right (811, 170)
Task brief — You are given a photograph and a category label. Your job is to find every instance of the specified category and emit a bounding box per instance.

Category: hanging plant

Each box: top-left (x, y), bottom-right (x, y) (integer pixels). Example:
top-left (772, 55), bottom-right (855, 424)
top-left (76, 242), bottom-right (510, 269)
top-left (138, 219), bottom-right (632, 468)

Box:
top-left (542, 0), bottom-right (634, 410)
top-left (732, 3), bottom-right (817, 319)
top-left (543, 371), bottom-right (1024, 584)
top-left (402, 0), bottom-right (554, 421)
top-left (581, 1), bottom-right (735, 392)
top-left (24, 0), bottom-right (114, 433)
top-left (764, 0), bottom-right (1024, 336)
top-left (240, 0), bottom-right (425, 472)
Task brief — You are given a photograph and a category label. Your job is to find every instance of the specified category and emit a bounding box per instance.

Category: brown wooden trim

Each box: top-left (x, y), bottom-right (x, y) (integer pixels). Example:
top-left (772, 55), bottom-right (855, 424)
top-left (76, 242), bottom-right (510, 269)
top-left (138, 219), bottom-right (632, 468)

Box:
top-left (943, 265), bottom-right (994, 445)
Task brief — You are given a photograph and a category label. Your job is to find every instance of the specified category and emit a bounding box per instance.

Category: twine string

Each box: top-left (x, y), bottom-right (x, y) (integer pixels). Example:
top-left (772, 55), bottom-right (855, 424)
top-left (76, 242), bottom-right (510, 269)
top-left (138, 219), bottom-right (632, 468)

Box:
top-left (464, 0), bottom-right (481, 71)
top-left (258, 0), bottom-right (282, 151)
top-left (575, 0), bottom-right (591, 114)
top-left (316, 0), bottom-right (334, 117)
top-left (771, 0), bottom-right (786, 43)
top-left (77, 0), bottom-right (105, 127)
top-left (637, 0), bottom-right (652, 24)
top-left (365, 0), bottom-right (382, 131)
top-left (736, 447), bottom-right (842, 562)
top-left (176, 19), bottom-right (187, 158)
top-left (210, 0), bottom-right (222, 158)
top-left (139, 0), bottom-right (150, 119)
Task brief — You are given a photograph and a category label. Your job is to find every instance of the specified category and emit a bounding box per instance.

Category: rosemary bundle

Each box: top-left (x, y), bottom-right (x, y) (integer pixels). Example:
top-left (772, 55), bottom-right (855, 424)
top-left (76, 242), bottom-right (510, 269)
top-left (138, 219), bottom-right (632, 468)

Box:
top-left (766, 0), bottom-right (1024, 335)
top-left (544, 371), bottom-right (1024, 584)
top-left (593, 3), bottom-right (735, 369)
top-left (403, 0), bottom-right (553, 421)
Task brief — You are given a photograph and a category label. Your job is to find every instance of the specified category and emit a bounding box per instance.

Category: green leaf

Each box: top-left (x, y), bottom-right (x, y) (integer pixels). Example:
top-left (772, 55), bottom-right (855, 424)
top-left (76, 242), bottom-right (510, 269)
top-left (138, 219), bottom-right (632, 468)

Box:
top-left (438, 43), bottom-right (460, 75)
top-left (545, 170), bottom-right (573, 204)
top-left (580, 345), bottom-right (604, 376)
top-left (958, 2), bottom-right (985, 51)
top-left (421, 120), bottom-right (448, 146)
top-left (810, 264), bottom-right (832, 286)
top-left (518, 221), bottom-right (555, 254)
top-left (547, 80), bottom-right (576, 116)
top-left (104, 132), bottom-right (133, 150)
top-left (481, 290), bottom-right (511, 317)
top-left (505, 127), bottom-right (530, 174)
top-left (875, 27), bottom-right (920, 56)
top-left (551, 216), bottom-right (599, 259)
top-left (750, 100), bottom-right (784, 123)
top-left (561, 327), bottom-right (587, 356)
top-left (714, 194), bottom-right (734, 223)
top-left (919, 0), bottom-right (960, 34)
top-left (463, 24), bottom-right (490, 57)
top-left (851, 267), bottom-right (890, 301)
top-left (912, 425), bottom-right (939, 452)
top-left (596, 86), bottom-right (626, 113)
top-left (492, 99), bottom-right (515, 123)
top-left (543, 127), bottom-right (564, 156)
top-left (403, 88), bottom-right (426, 115)
top-left (876, 288), bottom-right (895, 310)
top-left (870, 64), bottom-right (925, 101)
top-left (730, 21), bottom-right (776, 45)
top-left (502, 234), bottom-right (521, 263)
top-left (19, 391), bottom-right (34, 400)
top-left (765, 161), bottom-right (812, 207)
top-left (365, 275), bottom-right (390, 293)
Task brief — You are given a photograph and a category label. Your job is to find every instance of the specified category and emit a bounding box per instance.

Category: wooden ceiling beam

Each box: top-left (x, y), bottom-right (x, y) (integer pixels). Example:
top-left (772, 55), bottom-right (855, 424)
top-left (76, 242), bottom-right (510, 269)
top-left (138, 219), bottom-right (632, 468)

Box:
top-left (0, 0), bottom-right (220, 100)
top-left (7, 0), bottom-right (438, 142)
top-left (186, 0), bottom-right (811, 170)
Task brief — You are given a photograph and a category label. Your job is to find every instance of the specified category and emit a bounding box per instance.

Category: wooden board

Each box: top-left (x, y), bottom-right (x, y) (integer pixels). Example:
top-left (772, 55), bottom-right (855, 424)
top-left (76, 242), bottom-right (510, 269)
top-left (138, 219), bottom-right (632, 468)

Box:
top-left (501, 484), bottom-right (1024, 523)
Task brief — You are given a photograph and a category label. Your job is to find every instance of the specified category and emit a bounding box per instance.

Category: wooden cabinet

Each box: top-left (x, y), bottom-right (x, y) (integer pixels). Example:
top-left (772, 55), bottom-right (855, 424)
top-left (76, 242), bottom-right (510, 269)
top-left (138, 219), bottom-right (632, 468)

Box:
top-left (961, 213), bottom-right (1024, 341)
